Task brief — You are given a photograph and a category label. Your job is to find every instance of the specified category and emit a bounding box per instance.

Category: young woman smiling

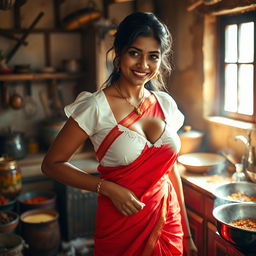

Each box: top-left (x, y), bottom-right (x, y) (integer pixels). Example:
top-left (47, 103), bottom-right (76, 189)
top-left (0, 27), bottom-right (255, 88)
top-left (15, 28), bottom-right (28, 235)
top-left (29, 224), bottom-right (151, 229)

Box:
top-left (42, 12), bottom-right (197, 256)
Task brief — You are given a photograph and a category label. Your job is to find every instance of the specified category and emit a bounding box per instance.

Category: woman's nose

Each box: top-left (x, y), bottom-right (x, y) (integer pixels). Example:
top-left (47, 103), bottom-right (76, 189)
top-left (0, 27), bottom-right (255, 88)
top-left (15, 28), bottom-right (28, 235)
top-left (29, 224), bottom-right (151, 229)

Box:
top-left (138, 56), bottom-right (149, 69)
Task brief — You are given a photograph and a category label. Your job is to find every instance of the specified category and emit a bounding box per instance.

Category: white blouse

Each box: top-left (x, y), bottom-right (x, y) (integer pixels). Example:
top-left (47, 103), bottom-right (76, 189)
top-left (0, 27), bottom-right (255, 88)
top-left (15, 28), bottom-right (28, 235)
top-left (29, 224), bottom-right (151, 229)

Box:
top-left (64, 90), bottom-right (184, 167)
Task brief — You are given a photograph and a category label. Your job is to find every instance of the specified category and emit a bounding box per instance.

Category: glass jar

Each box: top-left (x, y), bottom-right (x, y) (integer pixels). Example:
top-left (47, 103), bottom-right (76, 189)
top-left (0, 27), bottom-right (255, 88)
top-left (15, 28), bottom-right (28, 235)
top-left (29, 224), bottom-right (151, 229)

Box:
top-left (0, 157), bottom-right (22, 198)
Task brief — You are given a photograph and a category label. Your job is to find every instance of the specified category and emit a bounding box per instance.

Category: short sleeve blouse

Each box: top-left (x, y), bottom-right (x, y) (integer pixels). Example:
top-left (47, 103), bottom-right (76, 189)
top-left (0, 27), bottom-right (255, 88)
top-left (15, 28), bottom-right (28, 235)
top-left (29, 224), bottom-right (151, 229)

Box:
top-left (64, 90), bottom-right (184, 167)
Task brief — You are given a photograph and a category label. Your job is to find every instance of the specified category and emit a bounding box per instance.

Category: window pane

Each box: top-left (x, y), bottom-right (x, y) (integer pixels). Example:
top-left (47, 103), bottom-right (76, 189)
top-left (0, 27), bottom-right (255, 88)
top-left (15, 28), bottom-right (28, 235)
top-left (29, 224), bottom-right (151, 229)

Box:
top-left (225, 24), bottom-right (237, 62)
top-left (238, 64), bottom-right (254, 115)
top-left (224, 64), bottom-right (237, 112)
top-left (239, 22), bottom-right (254, 63)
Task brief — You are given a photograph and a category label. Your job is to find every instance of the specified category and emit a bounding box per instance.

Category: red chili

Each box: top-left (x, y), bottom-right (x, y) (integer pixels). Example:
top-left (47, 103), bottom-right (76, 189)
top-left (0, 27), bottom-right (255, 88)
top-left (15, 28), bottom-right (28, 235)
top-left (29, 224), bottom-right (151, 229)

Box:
top-left (23, 196), bottom-right (49, 204)
top-left (0, 195), bottom-right (9, 205)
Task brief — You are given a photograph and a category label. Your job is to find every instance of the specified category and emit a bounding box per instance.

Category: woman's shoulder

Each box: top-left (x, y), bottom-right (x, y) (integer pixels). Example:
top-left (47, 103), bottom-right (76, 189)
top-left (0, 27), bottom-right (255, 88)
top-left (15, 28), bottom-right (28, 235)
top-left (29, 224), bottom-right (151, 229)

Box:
top-left (64, 90), bottom-right (103, 117)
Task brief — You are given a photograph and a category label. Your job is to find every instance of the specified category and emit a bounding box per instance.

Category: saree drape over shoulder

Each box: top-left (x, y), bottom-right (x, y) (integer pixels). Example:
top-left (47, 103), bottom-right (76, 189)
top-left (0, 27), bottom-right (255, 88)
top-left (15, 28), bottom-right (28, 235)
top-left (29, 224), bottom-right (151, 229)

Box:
top-left (64, 90), bottom-right (184, 256)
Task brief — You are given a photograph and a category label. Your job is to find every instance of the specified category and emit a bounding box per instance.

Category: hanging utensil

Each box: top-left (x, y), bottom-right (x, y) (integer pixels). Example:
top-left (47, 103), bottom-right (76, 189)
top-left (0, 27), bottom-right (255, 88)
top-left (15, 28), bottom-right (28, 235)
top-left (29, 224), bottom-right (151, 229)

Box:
top-left (39, 89), bottom-right (51, 117)
top-left (9, 84), bottom-right (24, 110)
top-left (23, 81), bottom-right (37, 118)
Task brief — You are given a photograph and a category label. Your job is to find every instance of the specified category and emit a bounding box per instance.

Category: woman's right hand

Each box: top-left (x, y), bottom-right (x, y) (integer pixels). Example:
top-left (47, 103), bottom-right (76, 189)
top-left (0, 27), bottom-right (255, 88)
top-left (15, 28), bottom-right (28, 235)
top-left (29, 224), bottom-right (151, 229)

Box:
top-left (101, 181), bottom-right (145, 216)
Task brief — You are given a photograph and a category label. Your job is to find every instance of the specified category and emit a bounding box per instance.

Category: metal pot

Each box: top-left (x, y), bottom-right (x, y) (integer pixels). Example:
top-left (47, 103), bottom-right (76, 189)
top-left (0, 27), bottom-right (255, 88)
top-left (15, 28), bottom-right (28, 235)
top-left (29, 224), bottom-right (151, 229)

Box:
top-left (178, 126), bottom-right (204, 155)
top-left (0, 130), bottom-right (27, 159)
top-left (212, 181), bottom-right (256, 203)
top-left (213, 203), bottom-right (256, 254)
top-left (38, 117), bottom-right (66, 150)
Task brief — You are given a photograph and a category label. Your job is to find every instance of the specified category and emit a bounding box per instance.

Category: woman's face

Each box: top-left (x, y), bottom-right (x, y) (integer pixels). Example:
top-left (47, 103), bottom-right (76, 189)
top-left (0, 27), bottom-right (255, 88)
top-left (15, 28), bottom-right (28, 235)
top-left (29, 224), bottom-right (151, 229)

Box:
top-left (118, 36), bottom-right (161, 87)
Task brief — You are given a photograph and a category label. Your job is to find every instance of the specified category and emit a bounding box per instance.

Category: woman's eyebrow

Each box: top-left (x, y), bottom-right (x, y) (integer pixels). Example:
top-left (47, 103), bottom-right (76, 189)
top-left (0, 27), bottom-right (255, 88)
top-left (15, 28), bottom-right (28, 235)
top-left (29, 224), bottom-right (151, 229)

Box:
top-left (128, 46), bottom-right (160, 54)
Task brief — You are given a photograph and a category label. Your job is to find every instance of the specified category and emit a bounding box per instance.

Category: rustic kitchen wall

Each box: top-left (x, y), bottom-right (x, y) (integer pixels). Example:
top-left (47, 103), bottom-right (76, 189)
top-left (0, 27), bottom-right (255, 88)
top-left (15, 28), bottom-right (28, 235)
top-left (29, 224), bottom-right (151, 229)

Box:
top-left (155, 0), bottom-right (256, 159)
top-left (156, 0), bottom-right (205, 131)
top-left (0, 0), bottom-right (133, 140)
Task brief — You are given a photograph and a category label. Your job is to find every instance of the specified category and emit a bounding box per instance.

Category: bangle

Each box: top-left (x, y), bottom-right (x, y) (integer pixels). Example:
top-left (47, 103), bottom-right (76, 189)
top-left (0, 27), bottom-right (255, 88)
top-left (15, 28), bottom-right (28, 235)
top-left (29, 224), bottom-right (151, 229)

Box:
top-left (96, 178), bottom-right (104, 194)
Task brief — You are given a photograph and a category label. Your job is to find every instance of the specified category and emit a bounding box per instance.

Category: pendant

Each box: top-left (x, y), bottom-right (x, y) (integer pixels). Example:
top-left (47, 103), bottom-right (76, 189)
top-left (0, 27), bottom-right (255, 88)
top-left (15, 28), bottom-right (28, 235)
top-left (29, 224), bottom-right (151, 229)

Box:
top-left (136, 107), bottom-right (142, 115)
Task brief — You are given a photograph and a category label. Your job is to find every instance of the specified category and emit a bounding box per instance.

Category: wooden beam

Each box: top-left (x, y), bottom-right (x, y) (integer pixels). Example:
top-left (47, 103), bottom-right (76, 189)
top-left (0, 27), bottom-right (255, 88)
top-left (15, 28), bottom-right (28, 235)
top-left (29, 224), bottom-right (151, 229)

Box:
top-left (198, 0), bottom-right (256, 15)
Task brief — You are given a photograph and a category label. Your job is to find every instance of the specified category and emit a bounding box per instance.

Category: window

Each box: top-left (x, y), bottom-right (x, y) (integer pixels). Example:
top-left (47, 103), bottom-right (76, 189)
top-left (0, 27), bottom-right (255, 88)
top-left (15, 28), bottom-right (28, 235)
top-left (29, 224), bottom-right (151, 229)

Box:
top-left (219, 11), bottom-right (255, 122)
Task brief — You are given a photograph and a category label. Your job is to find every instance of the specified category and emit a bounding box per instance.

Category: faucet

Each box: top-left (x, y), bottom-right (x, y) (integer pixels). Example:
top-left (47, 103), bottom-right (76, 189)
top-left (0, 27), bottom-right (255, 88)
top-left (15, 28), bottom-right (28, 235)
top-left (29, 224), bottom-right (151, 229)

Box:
top-left (235, 131), bottom-right (255, 171)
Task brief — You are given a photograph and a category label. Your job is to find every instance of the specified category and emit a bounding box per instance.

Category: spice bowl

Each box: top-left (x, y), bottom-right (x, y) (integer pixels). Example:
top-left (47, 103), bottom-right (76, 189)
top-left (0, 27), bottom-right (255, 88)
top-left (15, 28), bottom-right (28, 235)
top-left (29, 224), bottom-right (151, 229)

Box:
top-left (17, 190), bottom-right (56, 213)
top-left (0, 210), bottom-right (19, 233)
top-left (0, 195), bottom-right (17, 211)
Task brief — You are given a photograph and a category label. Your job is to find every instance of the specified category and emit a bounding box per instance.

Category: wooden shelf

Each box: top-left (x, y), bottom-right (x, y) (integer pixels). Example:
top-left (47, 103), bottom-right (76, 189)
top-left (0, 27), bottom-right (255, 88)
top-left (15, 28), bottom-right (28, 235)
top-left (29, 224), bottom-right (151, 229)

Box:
top-left (0, 72), bottom-right (85, 82)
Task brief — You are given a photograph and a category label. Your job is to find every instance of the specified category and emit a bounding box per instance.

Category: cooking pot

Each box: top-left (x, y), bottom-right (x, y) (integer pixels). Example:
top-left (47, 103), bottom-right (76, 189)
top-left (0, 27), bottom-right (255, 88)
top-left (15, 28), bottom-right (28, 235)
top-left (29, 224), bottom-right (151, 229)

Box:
top-left (213, 203), bottom-right (256, 254)
top-left (0, 130), bottom-right (27, 159)
top-left (212, 181), bottom-right (256, 203)
top-left (38, 117), bottom-right (66, 150)
top-left (178, 126), bottom-right (204, 154)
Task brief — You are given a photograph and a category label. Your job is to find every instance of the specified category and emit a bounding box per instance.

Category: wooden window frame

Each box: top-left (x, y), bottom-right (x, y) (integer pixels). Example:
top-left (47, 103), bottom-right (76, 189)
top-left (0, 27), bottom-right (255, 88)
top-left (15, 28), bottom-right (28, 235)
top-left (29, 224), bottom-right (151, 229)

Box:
top-left (218, 11), bottom-right (256, 123)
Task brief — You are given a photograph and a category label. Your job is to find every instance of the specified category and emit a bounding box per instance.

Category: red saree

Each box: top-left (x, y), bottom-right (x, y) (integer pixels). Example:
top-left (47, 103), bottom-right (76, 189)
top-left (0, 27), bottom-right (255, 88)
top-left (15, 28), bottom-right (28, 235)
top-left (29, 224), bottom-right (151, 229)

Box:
top-left (94, 94), bottom-right (183, 256)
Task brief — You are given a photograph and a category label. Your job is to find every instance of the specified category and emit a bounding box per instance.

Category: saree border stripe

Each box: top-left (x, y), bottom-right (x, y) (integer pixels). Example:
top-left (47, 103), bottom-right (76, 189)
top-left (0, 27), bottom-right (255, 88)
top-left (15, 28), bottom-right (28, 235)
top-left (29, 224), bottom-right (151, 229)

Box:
top-left (96, 94), bottom-right (157, 162)
top-left (96, 126), bottom-right (123, 162)
top-left (141, 192), bottom-right (169, 256)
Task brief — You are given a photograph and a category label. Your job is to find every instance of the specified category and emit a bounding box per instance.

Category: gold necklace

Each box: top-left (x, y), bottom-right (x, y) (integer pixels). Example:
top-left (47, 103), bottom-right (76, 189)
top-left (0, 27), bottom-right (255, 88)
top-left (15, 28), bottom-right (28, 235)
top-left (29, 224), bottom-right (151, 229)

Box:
top-left (115, 84), bottom-right (145, 115)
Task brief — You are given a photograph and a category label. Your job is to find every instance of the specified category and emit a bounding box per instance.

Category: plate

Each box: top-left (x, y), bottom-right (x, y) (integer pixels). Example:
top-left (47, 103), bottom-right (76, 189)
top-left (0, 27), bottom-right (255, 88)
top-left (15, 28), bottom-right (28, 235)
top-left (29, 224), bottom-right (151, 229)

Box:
top-left (178, 152), bottom-right (225, 173)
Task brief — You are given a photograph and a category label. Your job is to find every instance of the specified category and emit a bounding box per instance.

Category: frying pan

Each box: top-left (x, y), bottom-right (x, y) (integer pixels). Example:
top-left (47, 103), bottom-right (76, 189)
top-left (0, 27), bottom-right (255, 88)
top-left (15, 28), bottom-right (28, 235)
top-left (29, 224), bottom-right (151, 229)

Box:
top-left (213, 203), bottom-right (256, 254)
top-left (212, 182), bottom-right (256, 203)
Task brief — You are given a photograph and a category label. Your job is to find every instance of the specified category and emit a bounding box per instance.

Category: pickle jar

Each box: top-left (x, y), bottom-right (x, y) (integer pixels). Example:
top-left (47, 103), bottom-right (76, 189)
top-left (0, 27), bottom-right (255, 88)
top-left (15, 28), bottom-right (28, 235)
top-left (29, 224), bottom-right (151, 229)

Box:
top-left (0, 157), bottom-right (22, 198)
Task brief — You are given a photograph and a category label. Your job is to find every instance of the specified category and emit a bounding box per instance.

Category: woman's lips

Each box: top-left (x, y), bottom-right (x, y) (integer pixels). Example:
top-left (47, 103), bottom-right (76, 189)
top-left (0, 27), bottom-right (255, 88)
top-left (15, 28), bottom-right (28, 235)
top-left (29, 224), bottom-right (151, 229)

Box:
top-left (132, 70), bottom-right (149, 78)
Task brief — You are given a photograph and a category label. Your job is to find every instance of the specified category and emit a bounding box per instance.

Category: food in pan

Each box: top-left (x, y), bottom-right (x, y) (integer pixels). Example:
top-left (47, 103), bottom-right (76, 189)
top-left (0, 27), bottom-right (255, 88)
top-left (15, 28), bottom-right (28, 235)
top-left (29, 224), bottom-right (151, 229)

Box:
top-left (226, 192), bottom-right (256, 202)
top-left (229, 218), bottom-right (256, 231)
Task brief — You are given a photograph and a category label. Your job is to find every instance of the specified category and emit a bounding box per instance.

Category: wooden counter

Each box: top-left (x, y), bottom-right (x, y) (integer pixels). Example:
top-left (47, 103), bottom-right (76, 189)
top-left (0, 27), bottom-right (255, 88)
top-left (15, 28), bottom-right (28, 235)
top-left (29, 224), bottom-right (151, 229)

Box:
top-left (179, 164), bottom-right (246, 256)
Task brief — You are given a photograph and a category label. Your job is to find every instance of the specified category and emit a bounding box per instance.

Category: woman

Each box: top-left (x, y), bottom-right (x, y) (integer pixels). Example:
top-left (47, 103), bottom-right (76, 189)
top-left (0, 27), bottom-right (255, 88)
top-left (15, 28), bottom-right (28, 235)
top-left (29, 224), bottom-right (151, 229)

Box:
top-left (42, 12), bottom-right (197, 256)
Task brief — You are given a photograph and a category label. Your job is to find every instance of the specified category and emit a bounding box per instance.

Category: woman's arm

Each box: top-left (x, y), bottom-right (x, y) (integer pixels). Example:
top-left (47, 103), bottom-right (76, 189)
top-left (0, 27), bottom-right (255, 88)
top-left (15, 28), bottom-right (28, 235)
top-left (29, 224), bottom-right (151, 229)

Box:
top-left (169, 162), bottom-right (198, 256)
top-left (41, 117), bottom-right (144, 216)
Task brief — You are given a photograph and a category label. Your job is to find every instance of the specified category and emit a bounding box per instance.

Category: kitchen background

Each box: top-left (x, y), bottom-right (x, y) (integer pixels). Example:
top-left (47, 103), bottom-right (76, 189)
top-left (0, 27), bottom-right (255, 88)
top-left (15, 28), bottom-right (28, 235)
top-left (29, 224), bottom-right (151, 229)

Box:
top-left (0, 0), bottom-right (256, 256)
top-left (1, 0), bottom-right (255, 158)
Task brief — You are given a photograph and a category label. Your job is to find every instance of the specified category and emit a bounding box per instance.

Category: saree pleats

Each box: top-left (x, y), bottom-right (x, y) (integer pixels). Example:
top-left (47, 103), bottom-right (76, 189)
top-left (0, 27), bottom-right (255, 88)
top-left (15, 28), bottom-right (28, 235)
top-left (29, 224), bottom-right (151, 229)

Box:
top-left (94, 145), bottom-right (183, 256)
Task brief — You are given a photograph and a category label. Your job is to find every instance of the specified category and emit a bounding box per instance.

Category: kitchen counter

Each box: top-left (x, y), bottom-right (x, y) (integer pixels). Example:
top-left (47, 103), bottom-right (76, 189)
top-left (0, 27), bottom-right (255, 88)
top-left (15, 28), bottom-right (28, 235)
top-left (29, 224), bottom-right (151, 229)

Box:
top-left (17, 150), bottom-right (98, 192)
top-left (178, 164), bottom-right (249, 256)
top-left (178, 163), bottom-right (234, 197)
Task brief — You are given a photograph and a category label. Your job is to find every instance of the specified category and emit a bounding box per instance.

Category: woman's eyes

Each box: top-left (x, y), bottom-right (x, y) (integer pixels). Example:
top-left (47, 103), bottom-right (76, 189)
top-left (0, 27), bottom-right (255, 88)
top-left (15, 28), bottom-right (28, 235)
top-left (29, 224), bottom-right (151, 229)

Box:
top-left (128, 50), bottom-right (139, 57)
top-left (149, 54), bottom-right (160, 61)
top-left (128, 51), bottom-right (160, 61)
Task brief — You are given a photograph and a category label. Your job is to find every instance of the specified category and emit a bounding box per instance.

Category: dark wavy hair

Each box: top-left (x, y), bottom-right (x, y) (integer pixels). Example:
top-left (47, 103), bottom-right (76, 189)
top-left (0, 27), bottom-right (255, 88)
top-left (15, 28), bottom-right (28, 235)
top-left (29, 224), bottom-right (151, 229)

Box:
top-left (102, 12), bottom-right (173, 91)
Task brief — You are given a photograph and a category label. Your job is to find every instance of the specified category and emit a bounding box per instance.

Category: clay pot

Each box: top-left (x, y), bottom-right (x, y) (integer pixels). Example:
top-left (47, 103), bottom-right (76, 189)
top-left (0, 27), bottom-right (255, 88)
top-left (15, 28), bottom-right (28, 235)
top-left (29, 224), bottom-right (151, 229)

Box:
top-left (178, 126), bottom-right (204, 155)
top-left (20, 209), bottom-right (61, 256)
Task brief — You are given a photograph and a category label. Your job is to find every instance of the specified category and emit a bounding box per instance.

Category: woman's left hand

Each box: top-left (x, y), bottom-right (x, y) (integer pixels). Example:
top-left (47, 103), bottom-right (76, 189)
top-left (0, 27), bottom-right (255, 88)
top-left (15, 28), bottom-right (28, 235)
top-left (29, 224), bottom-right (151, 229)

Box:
top-left (183, 237), bottom-right (198, 256)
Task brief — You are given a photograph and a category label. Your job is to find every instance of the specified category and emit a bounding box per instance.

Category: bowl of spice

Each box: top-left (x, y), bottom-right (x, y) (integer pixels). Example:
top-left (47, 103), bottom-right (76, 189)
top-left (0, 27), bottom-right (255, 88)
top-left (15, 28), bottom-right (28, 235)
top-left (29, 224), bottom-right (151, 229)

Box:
top-left (0, 210), bottom-right (19, 233)
top-left (17, 191), bottom-right (56, 213)
top-left (0, 195), bottom-right (17, 211)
